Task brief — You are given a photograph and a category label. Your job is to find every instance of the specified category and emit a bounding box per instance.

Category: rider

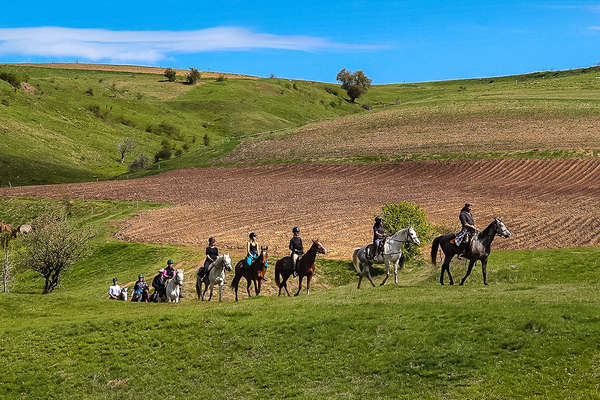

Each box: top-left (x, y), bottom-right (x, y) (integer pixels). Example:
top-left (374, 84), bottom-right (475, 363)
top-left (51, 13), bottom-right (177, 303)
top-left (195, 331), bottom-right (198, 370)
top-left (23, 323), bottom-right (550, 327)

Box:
top-left (198, 237), bottom-right (219, 280)
top-left (246, 232), bottom-right (259, 267)
top-left (108, 277), bottom-right (121, 300)
top-left (162, 259), bottom-right (184, 298)
top-left (152, 269), bottom-right (166, 300)
top-left (456, 202), bottom-right (476, 259)
top-left (289, 227), bottom-right (304, 277)
top-left (372, 216), bottom-right (386, 259)
top-left (132, 274), bottom-right (149, 302)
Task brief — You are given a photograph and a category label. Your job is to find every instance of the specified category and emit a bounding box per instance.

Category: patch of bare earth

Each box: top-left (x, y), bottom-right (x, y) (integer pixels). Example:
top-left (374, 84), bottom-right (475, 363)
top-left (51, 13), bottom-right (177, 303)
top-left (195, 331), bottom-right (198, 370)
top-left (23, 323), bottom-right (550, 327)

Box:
top-left (2, 159), bottom-right (600, 260)
top-left (220, 109), bottom-right (600, 163)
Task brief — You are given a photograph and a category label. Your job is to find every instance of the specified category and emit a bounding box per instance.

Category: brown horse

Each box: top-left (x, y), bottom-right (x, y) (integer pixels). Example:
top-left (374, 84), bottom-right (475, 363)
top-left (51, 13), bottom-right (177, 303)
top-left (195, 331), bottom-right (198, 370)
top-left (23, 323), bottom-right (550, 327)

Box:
top-left (0, 222), bottom-right (13, 236)
top-left (275, 239), bottom-right (326, 296)
top-left (230, 246), bottom-right (269, 301)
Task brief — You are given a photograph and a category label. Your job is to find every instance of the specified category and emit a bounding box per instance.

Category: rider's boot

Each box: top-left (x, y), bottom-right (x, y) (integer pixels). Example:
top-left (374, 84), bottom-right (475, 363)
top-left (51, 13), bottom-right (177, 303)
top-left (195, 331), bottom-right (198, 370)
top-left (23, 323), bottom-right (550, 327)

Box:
top-left (292, 260), bottom-right (298, 277)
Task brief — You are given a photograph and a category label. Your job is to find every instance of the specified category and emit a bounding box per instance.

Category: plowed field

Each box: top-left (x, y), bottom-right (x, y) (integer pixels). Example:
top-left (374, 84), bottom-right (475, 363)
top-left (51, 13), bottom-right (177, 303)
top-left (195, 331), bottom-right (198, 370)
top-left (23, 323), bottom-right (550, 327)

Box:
top-left (2, 158), bottom-right (599, 259)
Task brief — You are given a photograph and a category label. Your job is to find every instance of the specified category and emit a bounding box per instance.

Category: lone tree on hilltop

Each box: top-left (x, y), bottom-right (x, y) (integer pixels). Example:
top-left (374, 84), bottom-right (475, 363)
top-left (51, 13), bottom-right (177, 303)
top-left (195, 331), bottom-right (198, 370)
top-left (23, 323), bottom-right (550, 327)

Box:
top-left (117, 137), bottom-right (136, 164)
top-left (22, 213), bottom-right (95, 294)
top-left (186, 68), bottom-right (201, 85)
top-left (336, 68), bottom-right (372, 103)
top-left (164, 68), bottom-right (177, 82)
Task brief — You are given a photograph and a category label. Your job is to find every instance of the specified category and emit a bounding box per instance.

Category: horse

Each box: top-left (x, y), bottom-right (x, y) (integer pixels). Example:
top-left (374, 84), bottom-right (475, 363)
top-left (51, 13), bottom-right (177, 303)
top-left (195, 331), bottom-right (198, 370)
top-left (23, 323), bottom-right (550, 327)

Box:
top-left (0, 222), bottom-right (13, 236)
top-left (352, 226), bottom-right (421, 289)
top-left (119, 286), bottom-right (128, 301)
top-left (16, 224), bottom-right (33, 236)
top-left (231, 246), bottom-right (269, 302)
top-left (164, 269), bottom-right (184, 302)
top-left (196, 254), bottom-right (232, 302)
top-left (275, 239), bottom-right (326, 296)
top-left (431, 218), bottom-right (511, 286)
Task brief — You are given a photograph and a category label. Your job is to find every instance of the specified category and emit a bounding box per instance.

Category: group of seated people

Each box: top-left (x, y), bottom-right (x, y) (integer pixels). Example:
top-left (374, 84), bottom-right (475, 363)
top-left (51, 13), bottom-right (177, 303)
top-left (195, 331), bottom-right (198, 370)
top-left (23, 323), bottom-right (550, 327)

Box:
top-left (108, 259), bottom-right (180, 302)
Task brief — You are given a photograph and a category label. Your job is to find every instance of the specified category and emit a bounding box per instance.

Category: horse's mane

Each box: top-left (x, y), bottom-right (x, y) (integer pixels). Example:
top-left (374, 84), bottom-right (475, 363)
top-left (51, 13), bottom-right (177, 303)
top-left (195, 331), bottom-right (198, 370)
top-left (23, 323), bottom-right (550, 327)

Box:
top-left (477, 219), bottom-right (497, 239)
top-left (389, 227), bottom-right (409, 240)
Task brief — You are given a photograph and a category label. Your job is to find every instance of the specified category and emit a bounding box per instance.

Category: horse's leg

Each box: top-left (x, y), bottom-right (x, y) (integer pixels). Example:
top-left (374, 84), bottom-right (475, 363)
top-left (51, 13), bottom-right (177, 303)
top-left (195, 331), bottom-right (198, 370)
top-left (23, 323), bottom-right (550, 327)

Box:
top-left (295, 275), bottom-right (303, 296)
top-left (219, 283), bottom-right (223, 302)
top-left (246, 278), bottom-right (252, 297)
top-left (253, 279), bottom-right (259, 296)
top-left (257, 278), bottom-right (262, 296)
top-left (306, 274), bottom-right (311, 295)
top-left (202, 282), bottom-right (208, 301)
top-left (460, 259), bottom-right (476, 285)
top-left (283, 275), bottom-right (291, 296)
top-left (208, 282), bottom-right (214, 301)
top-left (481, 257), bottom-right (488, 285)
top-left (393, 258), bottom-right (400, 285)
top-left (380, 259), bottom-right (390, 286)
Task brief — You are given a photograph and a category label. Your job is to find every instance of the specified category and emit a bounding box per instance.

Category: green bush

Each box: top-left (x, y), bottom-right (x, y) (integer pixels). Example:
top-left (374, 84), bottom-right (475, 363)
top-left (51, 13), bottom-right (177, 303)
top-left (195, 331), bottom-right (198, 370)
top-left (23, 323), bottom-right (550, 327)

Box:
top-left (380, 201), bottom-right (433, 262)
top-left (203, 134), bottom-right (210, 146)
top-left (216, 74), bottom-right (226, 82)
top-left (154, 148), bottom-right (171, 162)
top-left (85, 88), bottom-right (94, 96)
top-left (128, 154), bottom-right (150, 172)
top-left (325, 87), bottom-right (339, 96)
top-left (145, 122), bottom-right (182, 140)
top-left (87, 104), bottom-right (109, 120)
top-left (1, 99), bottom-right (8, 106)
top-left (186, 68), bottom-right (201, 85)
top-left (164, 68), bottom-right (177, 82)
top-left (0, 70), bottom-right (29, 90)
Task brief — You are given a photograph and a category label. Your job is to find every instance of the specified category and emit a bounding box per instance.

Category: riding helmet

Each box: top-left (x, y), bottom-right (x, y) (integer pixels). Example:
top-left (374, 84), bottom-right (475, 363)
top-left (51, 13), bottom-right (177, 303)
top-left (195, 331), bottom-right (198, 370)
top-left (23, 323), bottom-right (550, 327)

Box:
top-left (209, 237), bottom-right (216, 244)
top-left (167, 259), bottom-right (173, 265)
top-left (292, 226), bottom-right (300, 233)
top-left (138, 274), bottom-right (144, 279)
top-left (375, 216), bottom-right (383, 222)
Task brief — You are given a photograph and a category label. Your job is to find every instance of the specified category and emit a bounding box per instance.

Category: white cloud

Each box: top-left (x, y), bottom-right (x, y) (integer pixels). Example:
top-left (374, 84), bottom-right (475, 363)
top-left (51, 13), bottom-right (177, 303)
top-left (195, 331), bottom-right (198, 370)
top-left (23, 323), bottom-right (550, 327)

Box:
top-left (0, 26), bottom-right (383, 63)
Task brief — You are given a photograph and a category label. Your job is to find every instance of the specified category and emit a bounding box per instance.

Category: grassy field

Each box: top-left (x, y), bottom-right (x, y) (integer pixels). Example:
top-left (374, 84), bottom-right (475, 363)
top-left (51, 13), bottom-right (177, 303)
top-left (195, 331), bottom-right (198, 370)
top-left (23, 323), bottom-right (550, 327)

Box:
top-left (1, 197), bottom-right (600, 399)
top-left (3, 64), bottom-right (600, 185)
top-left (0, 65), bottom-right (360, 186)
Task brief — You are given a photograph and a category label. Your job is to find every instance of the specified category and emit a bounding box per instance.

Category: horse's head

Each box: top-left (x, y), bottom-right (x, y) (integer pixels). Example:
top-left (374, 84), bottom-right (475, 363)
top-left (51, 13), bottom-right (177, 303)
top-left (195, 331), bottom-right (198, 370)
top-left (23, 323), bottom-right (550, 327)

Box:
top-left (222, 254), bottom-right (232, 271)
top-left (407, 226), bottom-right (420, 246)
top-left (176, 269), bottom-right (184, 285)
top-left (494, 218), bottom-right (511, 238)
top-left (312, 239), bottom-right (326, 255)
top-left (260, 246), bottom-right (269, 264)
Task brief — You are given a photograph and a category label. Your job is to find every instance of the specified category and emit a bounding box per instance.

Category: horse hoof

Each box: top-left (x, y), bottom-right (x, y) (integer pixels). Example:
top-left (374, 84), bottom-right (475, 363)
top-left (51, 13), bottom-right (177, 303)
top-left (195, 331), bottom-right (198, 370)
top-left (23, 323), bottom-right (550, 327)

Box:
top-left (449, 282), bottom-right (454, 286)
top-left (484, 282), bottom-right (488, 286)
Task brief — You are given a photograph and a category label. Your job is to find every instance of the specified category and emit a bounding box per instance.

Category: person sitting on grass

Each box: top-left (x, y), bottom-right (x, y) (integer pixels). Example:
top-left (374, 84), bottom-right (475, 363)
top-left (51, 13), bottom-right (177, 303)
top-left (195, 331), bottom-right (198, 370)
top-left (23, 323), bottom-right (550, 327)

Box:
top-left (108, 277), bottom-right (121, 300)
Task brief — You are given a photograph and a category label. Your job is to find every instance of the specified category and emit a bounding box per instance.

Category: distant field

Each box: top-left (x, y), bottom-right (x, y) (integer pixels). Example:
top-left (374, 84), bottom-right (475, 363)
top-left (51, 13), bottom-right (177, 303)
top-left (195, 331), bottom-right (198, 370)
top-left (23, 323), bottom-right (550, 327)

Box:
top-left (5, 62), bottom-right (258, 79)
top-left (3, 158), bottom-right (599, 258)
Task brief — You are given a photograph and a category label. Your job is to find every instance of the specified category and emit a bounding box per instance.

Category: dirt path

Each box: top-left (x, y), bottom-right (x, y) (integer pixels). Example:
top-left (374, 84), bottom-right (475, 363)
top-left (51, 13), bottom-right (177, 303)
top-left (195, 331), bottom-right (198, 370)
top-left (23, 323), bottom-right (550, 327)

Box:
top-left (2, 158), bottom-right (599, 258)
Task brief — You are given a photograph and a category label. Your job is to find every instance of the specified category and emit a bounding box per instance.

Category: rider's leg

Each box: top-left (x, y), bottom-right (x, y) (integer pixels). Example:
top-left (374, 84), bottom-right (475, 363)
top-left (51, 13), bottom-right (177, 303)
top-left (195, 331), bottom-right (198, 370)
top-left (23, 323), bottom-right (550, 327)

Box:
top-left (292, 253), bottom-right (298, 277)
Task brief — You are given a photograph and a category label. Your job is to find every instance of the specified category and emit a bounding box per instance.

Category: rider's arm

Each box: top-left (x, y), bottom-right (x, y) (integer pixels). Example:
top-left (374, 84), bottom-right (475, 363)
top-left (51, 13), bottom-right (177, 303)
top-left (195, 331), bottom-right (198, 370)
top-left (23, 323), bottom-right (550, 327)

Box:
top-left (247, 241), bottom-right (251, 255)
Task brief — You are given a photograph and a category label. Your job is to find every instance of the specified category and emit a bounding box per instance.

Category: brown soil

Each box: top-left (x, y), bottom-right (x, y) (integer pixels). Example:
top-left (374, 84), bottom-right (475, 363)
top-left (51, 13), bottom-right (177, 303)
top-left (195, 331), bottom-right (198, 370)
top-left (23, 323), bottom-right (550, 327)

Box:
top-left (2, 158), bottom-right (599, 259)
top-left (5, 63), bottom-right (259, 80)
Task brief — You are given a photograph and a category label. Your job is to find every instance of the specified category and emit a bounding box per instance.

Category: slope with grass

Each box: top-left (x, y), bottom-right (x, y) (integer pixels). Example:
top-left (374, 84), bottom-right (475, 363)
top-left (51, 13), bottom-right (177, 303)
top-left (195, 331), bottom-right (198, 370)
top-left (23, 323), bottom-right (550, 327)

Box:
top-left (0, 65), bottom-right (360, 186)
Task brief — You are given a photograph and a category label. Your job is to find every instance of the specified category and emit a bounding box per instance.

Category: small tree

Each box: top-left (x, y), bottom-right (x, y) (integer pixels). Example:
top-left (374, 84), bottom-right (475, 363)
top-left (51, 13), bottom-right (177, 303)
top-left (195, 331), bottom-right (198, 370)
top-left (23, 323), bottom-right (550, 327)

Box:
top-left (336, 68), bottom-right (372, 103)
top-left (117, 138), bottom-right (136, 164)
top-left (1, 232), bottom-right (14, 293)
top-left (186, 68), bottom-right (201, 85)
top-left (128, 153), bottom-right (150, 172)
top-left (203, 134), bottom-right (210, 146)
top-left (380, 202), bottom-right (433, 262)
top-left (164, 68), bottom-right (177, 82)
top-left (22, 213), bottom-right (94, 294)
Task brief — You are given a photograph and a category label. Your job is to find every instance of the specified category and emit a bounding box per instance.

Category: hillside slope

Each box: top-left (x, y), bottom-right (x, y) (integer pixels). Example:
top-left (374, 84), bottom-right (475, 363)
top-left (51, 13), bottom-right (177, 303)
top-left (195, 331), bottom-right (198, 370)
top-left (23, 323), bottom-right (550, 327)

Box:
top-left (0, 65), bottom-right (360, 186)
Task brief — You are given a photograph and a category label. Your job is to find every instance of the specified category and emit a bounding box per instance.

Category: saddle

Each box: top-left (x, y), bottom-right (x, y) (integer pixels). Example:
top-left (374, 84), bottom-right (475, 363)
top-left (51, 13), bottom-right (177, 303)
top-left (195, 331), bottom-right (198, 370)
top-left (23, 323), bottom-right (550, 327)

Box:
top-left (366, 240), bottom-right (385, 259)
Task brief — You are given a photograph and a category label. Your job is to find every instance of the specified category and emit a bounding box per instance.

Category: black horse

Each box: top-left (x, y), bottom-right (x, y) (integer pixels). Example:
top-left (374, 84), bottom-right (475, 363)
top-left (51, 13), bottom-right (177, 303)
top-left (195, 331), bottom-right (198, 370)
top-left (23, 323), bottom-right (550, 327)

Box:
top-left (431, 218), bottom-right (511, 285)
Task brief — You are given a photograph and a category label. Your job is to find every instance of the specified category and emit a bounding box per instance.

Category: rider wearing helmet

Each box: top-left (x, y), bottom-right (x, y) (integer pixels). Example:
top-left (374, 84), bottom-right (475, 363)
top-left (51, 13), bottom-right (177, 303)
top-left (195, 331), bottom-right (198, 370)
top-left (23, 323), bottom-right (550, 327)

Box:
top-left (198, 237), bottom-right (218, 280)
top-left (246, 232), bottom-right (259, 267)
top-left (456, 203), bottom-right (476, 259)
top-left (132, 274), bottom-right (149, 302)
top-left (289, 227), bottom-right (304, 277)
top-left (372, 216), bottom-right (386, 259)
top-left (162, 259), bottom-right (183, 298)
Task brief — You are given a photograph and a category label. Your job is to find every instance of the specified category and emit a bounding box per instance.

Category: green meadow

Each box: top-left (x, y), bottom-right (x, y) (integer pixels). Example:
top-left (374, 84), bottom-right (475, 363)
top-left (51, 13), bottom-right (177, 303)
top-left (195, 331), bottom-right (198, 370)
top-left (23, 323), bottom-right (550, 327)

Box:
top-left (1, 197), bottom-right (599, 399)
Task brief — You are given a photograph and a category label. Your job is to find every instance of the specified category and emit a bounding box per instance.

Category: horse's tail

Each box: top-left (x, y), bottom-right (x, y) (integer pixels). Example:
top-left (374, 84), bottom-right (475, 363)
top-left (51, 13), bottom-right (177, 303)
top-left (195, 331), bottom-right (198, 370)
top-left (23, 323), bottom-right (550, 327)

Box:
top-left (352, 248), bottom-right (362, 276)
top-left (275, 260), bottom-right (282, 287)
top-left (431, 236), bottom-right (441, 265)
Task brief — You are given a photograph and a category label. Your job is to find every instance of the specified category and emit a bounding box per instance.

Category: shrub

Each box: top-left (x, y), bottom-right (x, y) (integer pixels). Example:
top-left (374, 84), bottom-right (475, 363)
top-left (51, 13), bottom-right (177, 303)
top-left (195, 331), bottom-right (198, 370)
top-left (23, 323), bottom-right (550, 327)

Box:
top-left (336, 68), bottom-right (372, 102)
top-left (293, 81), bottom-right (298, 90)
top-left (325, 87), bottom-right (339, 96)
top-left (164, 68), bottom-right (177, 82)
top-left (380, 201), bottom-right (433, 262)
top-left (154, 148), bottom-right (172, 162)
top-left (128, 153), bottom-right (150, 171)
top-left (203, 134), bottom-right (210, 146)
top-left (182, 143), bottom-right (189, 151)
top-left (329, 100), bottom-right (337, 108)
top-left (216, 74), bottom-right (226, 82)
top-left (146, 122), bottom-right (182, 140)
top-left (175, 148), bottom-right (183, 157)
top-left (85, 88), bottom-right (94, 96)
top-left (186, 68), bottom-right (201, 84)
top-left (1, 99), bottom-right (8, 106)
top-left (87, 104), bottom-right (109, 120)
top-left (116, 116), bottom-right (135, 127)
top-left (0, 70), bottom-right (29, 90)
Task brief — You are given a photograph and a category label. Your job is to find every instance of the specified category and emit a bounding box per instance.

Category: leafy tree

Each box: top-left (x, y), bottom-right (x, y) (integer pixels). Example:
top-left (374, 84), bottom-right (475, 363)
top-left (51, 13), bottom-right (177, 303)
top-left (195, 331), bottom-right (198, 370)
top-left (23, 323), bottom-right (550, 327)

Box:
top-left (186, 68), bottom-right (201, 84)
top-left (380, 202), bottom-right (433, 262)
top-left (336, 68), bottom-right (372, 102)
top-left (0, 70), bottom-right (29, 91)
top-left (117, 137), bottom-right (136, 164)
top-left (128, 153), bottom-right (150, 172)
top-left (164, 68), bottom-right (177, 82)
top-left (22, 213), bottom-right (94, 294)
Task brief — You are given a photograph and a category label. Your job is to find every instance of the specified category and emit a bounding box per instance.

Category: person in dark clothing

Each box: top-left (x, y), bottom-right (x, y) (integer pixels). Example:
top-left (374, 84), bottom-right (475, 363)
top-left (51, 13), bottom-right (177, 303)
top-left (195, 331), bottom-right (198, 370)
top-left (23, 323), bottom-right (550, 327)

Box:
top-left (131, 274), bottom-right (149, 302)
top-left (151, 269), bottom-right (166, 301)
top-left (246, 232), bottom-right (259, 266)
top-left (456, 203), bottom-right (477, 259)
top-left (198, 237), bottom-right (218, 280)
top-left (289, 227), bottom-right (304, 277)
top-left (372, 216), bottom-right (386, 259)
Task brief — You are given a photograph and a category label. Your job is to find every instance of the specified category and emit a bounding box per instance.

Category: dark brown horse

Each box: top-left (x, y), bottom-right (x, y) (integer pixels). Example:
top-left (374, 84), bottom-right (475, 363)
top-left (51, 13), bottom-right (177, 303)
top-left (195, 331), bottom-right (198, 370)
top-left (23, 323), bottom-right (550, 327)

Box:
top-left (230, 246), bottom-right (269, 301)
top-left (431, 218), bottom-right (510, 286)
top-left (275, 239), bottom-right (326, 296)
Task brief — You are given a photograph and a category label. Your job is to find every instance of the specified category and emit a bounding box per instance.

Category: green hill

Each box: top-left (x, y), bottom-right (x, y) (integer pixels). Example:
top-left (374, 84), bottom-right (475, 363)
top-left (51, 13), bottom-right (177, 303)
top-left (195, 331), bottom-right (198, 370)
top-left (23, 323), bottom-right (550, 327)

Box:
top-left (2, 64), bottom-right (600, 186)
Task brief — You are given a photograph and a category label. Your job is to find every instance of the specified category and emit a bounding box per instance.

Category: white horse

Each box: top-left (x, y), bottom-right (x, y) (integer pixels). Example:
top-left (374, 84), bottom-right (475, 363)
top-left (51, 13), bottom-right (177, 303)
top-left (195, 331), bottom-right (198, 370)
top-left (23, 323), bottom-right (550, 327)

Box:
top-left (119, 286), bottom-right (128, 301)
top-left (352, 227), bottom-right (420, 289)
top-left (165, 269), bottom-right (184, 303)
top-left (197, 254), bottom-right (231, 302)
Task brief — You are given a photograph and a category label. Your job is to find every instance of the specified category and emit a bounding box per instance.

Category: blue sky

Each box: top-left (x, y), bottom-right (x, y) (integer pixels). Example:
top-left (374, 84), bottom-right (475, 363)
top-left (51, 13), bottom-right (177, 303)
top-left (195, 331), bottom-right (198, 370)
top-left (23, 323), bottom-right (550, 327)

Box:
top-left (1, 1), bottom-right (600, 83)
